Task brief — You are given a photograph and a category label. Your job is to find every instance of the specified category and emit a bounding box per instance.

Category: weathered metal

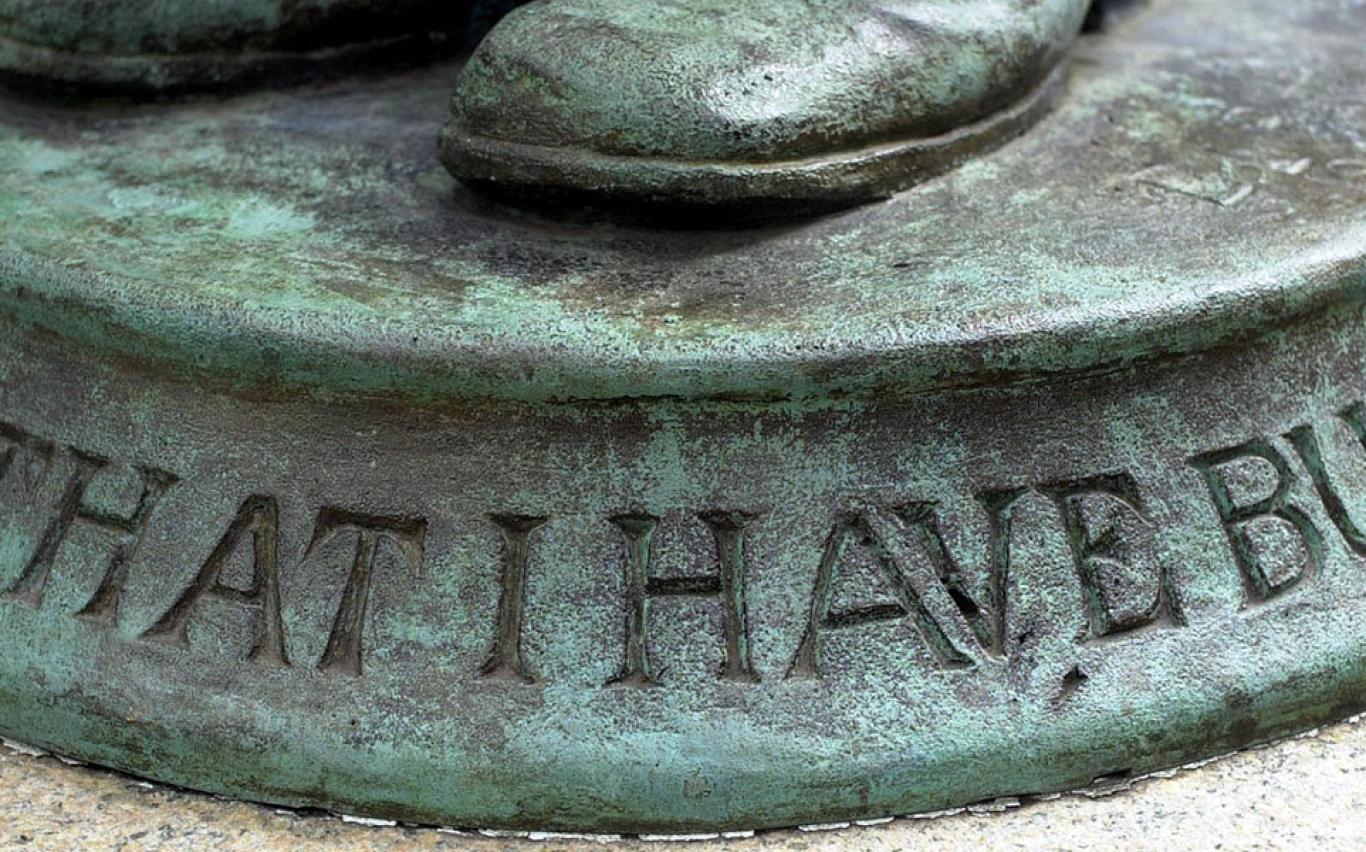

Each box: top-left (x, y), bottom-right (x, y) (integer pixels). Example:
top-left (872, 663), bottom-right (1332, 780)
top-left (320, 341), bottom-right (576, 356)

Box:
top-left (0, 0), bottom-right (496, 93)
top-left (440, 0), bottom-right (1091, 208)
top-left (0, 0), bottom-right (1365, 835)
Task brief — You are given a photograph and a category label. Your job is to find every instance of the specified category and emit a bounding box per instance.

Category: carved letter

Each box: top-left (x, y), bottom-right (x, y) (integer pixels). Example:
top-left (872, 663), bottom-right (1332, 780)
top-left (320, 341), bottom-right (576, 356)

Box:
top-left (1191, 440), bottom-right (1324, 603)
top-left (3, 446), bottom-right (178, 624)
top-left (142, 496), bottom-right (289, 667)
top-left (307, 508), bottom-right (426, 677)
top-left (608, 512), bottom-right (759, 688)
top-left (0, 421), bottom-right (55, 496)
top-left (1041, 473), bottom-right (1181, 638)
top-left (1286, 404), bottom-right (1366, 556)
top-left (480, 515), bottom-right (548, 683)
top-left (891, 500), bottom-right (1010, 656)
top-left (787, 492), bottom-right (1024, 680)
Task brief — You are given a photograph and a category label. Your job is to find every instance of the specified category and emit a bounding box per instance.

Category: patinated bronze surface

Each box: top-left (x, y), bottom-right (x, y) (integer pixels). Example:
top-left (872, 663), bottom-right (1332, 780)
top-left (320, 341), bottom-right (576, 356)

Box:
top-left (441, 0), bottom-right (1091, 207)
top-left (0, 0), bottom-right (497, 92)
top-left (0, 0), bottom-right (1365, 835)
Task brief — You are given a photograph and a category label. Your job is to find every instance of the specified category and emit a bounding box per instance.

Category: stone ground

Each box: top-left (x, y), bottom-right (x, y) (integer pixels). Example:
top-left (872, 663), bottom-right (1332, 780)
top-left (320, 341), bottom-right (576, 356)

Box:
top-left (1, 716), bottom-right (1363, 851)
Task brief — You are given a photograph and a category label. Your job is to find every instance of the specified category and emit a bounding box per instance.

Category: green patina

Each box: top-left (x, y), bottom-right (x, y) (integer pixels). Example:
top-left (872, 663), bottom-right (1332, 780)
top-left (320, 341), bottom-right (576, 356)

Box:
top-left (0, 0), bottom-right (505, 92)
top-left (441, 0), bottom-right (1091, 205)
top-left (0, 0), bottom-right (1363, 835)
top-left (2, 1), bottom-right (1364, 404)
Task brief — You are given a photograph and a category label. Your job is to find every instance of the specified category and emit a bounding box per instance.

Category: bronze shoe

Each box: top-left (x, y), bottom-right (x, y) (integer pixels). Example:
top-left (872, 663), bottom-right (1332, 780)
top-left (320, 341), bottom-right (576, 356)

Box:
top-left (441, 0), bottom-right (1093, 210)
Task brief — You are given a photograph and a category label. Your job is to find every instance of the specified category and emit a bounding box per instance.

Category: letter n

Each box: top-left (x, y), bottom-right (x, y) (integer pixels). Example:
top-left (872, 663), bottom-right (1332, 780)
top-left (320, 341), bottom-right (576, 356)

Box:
top-left (786, 492), bottom-right (1023, 680)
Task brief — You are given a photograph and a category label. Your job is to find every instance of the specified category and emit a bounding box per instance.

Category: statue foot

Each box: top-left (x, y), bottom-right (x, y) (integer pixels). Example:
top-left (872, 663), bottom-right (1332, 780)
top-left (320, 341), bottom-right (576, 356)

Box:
top-left (441, 0), bottom-right (1092, 211)
top-left (0, 0), bottom-right (508, 93)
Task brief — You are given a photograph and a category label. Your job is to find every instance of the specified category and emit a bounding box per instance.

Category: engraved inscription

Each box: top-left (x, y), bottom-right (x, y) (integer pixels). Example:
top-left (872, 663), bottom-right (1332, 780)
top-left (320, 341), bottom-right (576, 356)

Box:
top-left (143, 496), bottom-right (289, 667)
top-left (1191, 440), bottom-right (1324, 604)
top-left (143, 500), bottom-right (426, 676)
top-left (609, 512), bottom-right (759, 688)
top-left (1286, 403), bottom-right (1366, 557)
top-left (481, 514), bottom-right (547, 683)
top-left (1041, 473), bottom-right (1181, 638)
top-left (307, 509), bottom-right (427, 677)
top-left (0, 421), bottom-right (54, 494)
top-left (786, 497), bottom-right (1021, 679)
top-left (0, 428), bottom-right (178, 623)
top-left (5, 394), bottom-right (1366, 687)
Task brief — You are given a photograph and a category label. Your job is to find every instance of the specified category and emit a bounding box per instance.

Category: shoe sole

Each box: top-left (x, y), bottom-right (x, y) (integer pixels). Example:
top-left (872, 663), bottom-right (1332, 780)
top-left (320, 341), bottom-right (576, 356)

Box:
top-left (0, 29), bottom-right (457, 95)
top-left (440, 65), bottom-right (1066, 210)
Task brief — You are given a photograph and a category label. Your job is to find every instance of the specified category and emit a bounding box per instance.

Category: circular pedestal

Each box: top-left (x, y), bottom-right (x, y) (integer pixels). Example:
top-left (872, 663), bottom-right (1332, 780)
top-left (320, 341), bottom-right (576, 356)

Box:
top-left (0, 0), bottom-right (1364, 833)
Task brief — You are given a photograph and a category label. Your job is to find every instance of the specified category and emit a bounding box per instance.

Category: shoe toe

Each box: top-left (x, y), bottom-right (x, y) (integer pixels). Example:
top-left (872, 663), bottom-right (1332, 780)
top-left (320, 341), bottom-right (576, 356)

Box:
top-left (443, 0), bottom-right (1090, 205)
